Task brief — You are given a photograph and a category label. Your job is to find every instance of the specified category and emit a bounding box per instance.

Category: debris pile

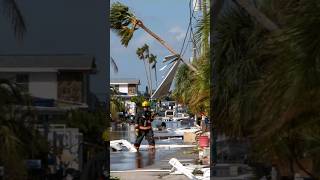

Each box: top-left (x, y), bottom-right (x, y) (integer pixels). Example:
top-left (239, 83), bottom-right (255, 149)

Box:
top-left (168, 158), bottom-right (210, 180)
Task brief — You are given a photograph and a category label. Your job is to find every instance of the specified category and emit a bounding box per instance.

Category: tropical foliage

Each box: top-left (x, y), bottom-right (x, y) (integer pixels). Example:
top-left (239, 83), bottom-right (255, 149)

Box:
top-left (130, 95), bottom-right (146, 107)
top-left (110, 87), bottom-right (125, 121)
top-left (0, 79), bottom-right (48, 179)
top-left (0, 3), bottom-right (49, 179)
top-left (136, 44), bottom-right (152, 95)
top-left (173, 54), bottom-right (210, 114)
top-left (65, 107), bottom-right (109, 177)
top-left (173, 0), bottom-right (210, 115)
top-left (136, 44), bottom-right (158, 96)
top-left (66, 108), bottom-right (108, 145)
top-left (212, 0), bottom-right (320, 178)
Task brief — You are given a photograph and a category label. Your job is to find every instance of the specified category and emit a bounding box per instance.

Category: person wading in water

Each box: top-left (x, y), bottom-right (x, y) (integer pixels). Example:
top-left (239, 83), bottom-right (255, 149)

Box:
top-left (134, 100), bottom-right (155, 151)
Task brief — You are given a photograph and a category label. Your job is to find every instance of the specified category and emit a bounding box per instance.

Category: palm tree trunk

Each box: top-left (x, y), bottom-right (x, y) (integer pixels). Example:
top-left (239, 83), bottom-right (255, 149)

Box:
top-left (154, 64), bottom-right (158, 87)
top-left (148, 63), bottom-right (153, 95)
top-left (143, 60), bottom-right (151, 96)
top-left (234, 0), bottom-right (279, 31)
top-left (137, 21), bottom-right (198, 73)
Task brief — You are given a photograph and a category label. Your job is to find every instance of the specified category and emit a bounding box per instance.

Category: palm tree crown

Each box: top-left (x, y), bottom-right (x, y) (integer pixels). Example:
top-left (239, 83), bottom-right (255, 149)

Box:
top-left (110, 2), bottom-right (198, 72)
top-left (110, 2), bottom-right (138, 47)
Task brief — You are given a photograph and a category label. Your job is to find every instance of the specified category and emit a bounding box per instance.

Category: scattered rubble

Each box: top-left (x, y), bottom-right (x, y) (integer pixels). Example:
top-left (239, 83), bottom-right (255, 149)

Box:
top-left (168, 158), bottom-right (210, 180)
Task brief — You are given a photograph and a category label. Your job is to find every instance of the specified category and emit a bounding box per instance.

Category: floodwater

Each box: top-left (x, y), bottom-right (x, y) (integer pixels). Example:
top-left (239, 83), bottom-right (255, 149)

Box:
top-left (110, 119), bottom-right (194, 171)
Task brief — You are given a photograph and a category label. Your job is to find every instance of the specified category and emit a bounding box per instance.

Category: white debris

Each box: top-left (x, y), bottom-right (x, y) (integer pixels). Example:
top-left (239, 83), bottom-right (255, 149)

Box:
top-left (111, 139), bottom-right (196, 152)
top-left (110, 139), bottom-right (137, 152)
top-left (169, 158), bottom-right (198, 180)
top-left (168, 158), bottom-right (211, 180)
top-left (174, 127), bottom-right (201, 136)
top-left (110, 141), bottom-right (123, 151)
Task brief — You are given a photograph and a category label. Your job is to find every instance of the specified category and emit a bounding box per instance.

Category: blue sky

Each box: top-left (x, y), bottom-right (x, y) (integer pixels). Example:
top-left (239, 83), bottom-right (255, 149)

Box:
top-left (110, 0), bottom-right (198, 93)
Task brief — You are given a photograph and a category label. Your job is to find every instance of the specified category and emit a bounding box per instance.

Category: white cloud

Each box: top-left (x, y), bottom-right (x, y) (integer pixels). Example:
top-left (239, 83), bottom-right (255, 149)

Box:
top-left (169, 26), bottom-right (186, 41)
top-left (134, 34), bottom-right (154, 47)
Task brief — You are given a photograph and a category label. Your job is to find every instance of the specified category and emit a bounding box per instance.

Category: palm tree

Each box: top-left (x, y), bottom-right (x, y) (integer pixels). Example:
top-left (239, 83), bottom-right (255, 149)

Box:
top-left (147, 54), bottom-right (153, 94)
top-left (173, 0), bottom-right (211, 114)
top-left (136, 44), bottom-right (152, 96)
top-left (110, 2), bottom-right (198, 73)
top-left (149, 54), bottom-right (158, 87)
top-left (110, 87), bottom-right (125, 121)
top-left (0, 79), bottom-right (48, 179)
top-left (234, 0), bottom-right (279, 31)
top-left (173, 54), bottom-right (209, 114)
top-left (1, 0), bottom-right (27, 39)
top-left (199, 0), bottom-right (210, 55)
top-left (110, 57), bottom-right (125, 121)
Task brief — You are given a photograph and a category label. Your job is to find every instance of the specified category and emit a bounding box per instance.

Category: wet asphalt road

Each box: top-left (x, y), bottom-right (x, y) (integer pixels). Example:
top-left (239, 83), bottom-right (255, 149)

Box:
top-left (110, 120), bottom-right (194, 171)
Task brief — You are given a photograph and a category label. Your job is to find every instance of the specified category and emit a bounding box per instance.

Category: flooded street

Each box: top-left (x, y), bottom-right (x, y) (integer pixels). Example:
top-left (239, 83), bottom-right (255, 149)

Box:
top-left (110, 120), bottom-right (195, 171)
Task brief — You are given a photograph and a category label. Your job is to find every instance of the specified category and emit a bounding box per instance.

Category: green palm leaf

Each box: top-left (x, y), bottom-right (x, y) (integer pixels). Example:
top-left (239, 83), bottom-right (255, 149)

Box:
top-left (1, 0), bottom-right (26, 39)
top-left (110, 2), bottom-right (138, 47)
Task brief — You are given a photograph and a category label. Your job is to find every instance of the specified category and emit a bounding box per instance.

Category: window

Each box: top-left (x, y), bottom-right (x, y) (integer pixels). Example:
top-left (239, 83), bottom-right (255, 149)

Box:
top-left (16, 74), bottom-right (29, 92)
top-left (57, 72), bottom-right (83, 102)
top-left (128, 84), bottom-right (137, 95)
top-left (166, 111), bottom-right (174, 116)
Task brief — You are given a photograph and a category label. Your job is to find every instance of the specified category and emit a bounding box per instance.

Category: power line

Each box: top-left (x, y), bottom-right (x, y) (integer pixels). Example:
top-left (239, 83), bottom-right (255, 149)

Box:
top-left (179, 0), bottom-right (198, 59)
top-left (181, 0), bottom-right (200, 58)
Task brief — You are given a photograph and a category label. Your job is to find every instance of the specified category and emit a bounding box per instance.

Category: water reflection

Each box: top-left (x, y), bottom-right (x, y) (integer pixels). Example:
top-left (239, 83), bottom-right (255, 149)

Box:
top-left (110, 123), bottom-right (136, 142)
top-left (146, 149), bottom-right (155, 166)
top-left (134, 150), bottom-right (156, 169)
top-left (135, 152), bottom-right (143, 168)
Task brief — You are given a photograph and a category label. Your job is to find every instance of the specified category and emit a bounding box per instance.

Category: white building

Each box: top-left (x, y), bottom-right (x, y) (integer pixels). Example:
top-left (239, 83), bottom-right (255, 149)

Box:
top-left (110, 78), bottom-right (140, 96)
top-left (110, 79), bottom-right (140, 116)
top-left (0, 54), bottom-right (97, 171)
top-left (0, 54), bottom-right (96, 105)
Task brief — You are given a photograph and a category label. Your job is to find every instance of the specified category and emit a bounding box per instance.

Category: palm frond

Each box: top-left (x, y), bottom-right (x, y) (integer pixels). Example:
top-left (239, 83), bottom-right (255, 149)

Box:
top-left (194, 10), bottom-right (210, 52)
top-left (136, 47), bottom-right (144, 59)
top-left (110, 2), bottom-right (138, 47)
top-left (148, 53), bottom-right (156, 64)
top-left (152, 62), bottom-right (156, 69)
top-left (136, 44), bottom-right (150, 60)
top-left (1, 0), bottom-right (26, 39)
top-left (110, 57), bottom-right (119, 73)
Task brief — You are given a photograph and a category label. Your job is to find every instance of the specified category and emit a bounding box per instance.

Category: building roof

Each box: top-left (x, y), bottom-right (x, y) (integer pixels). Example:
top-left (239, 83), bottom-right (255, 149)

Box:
top-left (110, 78), bottom-right (140, 85)
top-left (0, 54), bottom-right (96, 72)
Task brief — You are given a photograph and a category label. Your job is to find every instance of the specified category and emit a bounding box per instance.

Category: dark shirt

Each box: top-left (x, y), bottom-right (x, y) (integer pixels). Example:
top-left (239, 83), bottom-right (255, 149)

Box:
top-left (135, 110), bottom-right (153, 128)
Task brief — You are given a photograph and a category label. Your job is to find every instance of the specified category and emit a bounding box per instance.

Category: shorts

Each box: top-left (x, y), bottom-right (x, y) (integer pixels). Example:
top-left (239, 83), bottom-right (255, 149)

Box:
top-left (134, 129), bottom-right (155, 148)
